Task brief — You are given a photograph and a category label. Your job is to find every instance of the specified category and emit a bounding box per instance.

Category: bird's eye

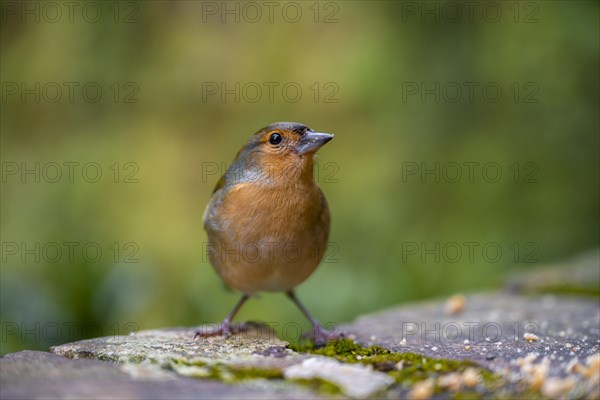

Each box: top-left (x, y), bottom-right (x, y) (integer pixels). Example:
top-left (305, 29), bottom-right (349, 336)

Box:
top-left (268, 132), bottom-right (282, 145)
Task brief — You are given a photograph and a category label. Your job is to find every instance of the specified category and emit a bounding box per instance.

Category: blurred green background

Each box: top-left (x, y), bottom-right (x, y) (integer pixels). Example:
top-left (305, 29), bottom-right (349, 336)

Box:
top-left (1, 1), bottom-right (598, 355)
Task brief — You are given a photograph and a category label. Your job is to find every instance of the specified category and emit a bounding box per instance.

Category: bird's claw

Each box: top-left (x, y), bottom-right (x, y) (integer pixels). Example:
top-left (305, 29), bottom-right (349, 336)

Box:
top-left (302, 325), bottom-right (344, 346)
top-left (193, 321), bottom-right (268, 340)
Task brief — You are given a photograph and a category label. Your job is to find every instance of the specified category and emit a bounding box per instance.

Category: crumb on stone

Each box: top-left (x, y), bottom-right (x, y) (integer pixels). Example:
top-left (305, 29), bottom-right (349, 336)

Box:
top-left (407, 378), bottom-right (434, 400)
top-left (524, 332), bottom-right (539, 342)
top-left (444, 294), bottom-right (466, 315)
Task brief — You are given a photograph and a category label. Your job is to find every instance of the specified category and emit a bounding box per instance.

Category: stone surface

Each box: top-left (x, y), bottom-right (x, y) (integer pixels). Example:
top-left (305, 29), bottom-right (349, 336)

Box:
top-left (284, 357), bottom-right (394, 398)
top-left (345, 293), bottom-right (600, 397)
top-left (47, 326), bottom-right (332, 398)
top-left (51, 325), bottom-right (305, 372)
top-left (2, 252), bottom-right (599, 399)
top-left (345, 293), bottom-right (599, 371)
top-left (0, 350), bottom-right (294, 400)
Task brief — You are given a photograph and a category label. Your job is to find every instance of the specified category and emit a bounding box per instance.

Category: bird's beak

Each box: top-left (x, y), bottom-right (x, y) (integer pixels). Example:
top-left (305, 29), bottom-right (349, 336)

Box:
top-left (296, 131), bottom-right (334, 156)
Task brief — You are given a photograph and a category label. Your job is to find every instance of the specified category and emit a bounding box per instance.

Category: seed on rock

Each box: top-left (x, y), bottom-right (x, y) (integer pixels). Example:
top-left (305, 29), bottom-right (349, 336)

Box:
top-left (462, 368), bottom-right (481, 388)
top-left (408, 378), bottom-right (434, 400)
top-left (524, 333), bottom-right (539, 342)
top-left (444, 294), bottom-right (466, 315)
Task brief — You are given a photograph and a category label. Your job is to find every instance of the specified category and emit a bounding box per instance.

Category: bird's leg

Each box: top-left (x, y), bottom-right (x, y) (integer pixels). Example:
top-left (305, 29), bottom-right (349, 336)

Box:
top-left (194, 294), bottom-right (250, 339)
top-left (286, 291), bottom-right (342, 344)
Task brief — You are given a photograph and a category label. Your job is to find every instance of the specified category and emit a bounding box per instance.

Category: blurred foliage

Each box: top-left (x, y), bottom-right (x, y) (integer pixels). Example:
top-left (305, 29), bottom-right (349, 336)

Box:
top-left (1, 1), bottom-right (598, 355)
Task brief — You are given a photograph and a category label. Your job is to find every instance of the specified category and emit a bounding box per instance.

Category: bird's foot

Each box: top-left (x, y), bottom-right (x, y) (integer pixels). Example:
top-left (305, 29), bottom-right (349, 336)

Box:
top-left (194, 322), bottom-right (242, 339)
top-left (303, 324), bottom-right (344, 346)
top-left (193, 321), bottom-right (268, 339)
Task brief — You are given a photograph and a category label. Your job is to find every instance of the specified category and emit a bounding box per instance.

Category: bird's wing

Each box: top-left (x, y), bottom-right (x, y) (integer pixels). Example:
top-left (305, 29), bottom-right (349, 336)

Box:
top-left (203, 187), bottom-right (225, 233)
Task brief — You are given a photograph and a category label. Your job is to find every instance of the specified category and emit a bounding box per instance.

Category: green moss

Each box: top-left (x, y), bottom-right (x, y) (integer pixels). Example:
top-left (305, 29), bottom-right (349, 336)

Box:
top-left (289, 339), bottom-right (500, 388)
top-left (227, 367), bottom-right (284, 380)
top-left (452, 392), bottom-right (484, 400)
top-left (291, 378), bottom-right (342, 395)
top-left (167, 358), bottom-right (283, 382)
top-left (163, 339), bottom-right (505, 397)
top-left (169, 358), bottom-right (206, 367)
top-left (288, 338), bottom-right (391, 361)
top-left (173, 359), bottom-right (339, 395)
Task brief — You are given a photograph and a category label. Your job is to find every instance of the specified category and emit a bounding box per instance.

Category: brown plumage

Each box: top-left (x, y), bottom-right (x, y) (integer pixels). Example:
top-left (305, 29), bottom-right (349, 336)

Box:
top-left (197, 122), bottom-right (337, 341)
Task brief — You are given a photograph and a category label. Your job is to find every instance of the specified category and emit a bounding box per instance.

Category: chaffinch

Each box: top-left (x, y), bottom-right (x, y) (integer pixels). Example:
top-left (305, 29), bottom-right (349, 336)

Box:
top-left (196, 122), bottom-right (335, 342)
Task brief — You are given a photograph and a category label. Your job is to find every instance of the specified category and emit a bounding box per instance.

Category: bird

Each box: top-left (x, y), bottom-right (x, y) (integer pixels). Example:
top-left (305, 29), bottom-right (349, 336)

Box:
top-left (196, 122), bottom-right (336, 342)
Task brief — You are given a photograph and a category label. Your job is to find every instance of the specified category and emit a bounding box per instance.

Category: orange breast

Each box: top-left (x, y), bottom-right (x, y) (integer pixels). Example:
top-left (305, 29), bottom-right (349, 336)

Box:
top-left (204, 181), bottom-right (330, 293)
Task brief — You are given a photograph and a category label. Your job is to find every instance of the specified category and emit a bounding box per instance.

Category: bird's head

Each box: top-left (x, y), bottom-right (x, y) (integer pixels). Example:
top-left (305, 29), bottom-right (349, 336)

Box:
top-left (228, 122), bottom-right (334, 186)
